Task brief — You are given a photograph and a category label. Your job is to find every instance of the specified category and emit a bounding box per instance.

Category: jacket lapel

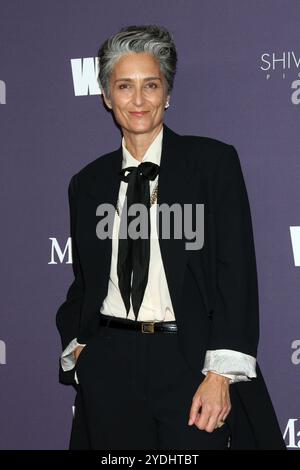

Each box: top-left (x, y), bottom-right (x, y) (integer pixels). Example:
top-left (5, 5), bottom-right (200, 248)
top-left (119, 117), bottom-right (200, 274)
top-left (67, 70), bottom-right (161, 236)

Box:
top-left (156, 123), bottom-right (194, 315)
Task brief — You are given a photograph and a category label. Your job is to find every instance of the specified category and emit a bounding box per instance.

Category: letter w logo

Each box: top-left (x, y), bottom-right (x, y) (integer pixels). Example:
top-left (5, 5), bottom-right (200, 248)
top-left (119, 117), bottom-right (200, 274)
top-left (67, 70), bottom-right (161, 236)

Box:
top-left (290, 227), bottom-right (300, 266)
top-left (71, 57), bottom-right (100, 96)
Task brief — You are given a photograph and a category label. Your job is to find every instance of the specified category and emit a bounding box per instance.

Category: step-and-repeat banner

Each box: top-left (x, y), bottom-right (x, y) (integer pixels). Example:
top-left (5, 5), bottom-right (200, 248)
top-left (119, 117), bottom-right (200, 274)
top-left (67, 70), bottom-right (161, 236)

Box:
top-left (1, 0), bottom-right (299, 450)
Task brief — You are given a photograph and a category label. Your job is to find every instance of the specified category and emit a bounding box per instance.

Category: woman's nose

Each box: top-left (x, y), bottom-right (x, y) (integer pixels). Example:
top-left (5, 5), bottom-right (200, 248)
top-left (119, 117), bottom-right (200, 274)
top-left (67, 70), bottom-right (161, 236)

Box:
top-left (132, 88), bottom-right (144, 106)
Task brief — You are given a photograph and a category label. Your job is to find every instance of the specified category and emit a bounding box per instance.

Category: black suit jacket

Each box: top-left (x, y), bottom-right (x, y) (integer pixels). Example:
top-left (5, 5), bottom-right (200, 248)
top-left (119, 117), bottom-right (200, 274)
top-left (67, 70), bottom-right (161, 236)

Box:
top-left (56, 123), bottom-right (285, 449)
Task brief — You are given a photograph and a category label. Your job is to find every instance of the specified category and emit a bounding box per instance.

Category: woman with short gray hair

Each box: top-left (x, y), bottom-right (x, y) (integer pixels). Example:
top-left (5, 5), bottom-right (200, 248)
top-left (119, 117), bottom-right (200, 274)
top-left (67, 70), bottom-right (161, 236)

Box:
top-left (56, 24), bottom-right (286, 450)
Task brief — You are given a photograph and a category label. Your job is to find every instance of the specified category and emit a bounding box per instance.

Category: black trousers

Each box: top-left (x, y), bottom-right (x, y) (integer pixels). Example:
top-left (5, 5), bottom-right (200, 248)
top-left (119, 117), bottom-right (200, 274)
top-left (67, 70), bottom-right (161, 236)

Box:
top-left (69, 316), bottom-right (231, 450)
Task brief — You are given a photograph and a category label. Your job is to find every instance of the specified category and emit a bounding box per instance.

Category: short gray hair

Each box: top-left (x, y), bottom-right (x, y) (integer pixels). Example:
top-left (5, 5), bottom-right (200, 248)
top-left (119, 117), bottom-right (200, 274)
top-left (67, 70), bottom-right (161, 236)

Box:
top-left (97, 24), bottom-right (177, 100)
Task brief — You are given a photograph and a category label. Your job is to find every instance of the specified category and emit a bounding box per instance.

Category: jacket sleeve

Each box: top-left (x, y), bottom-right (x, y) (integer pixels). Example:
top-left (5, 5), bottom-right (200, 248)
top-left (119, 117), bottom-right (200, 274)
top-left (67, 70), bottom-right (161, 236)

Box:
top-left (56, 174), bottom-right (85, 351)
top-left (208, 144), bottom-right (260, 359)
top-left (60, 338), bottom-right (86, 371)
top-left (201, 349), bottom-right (257, 382)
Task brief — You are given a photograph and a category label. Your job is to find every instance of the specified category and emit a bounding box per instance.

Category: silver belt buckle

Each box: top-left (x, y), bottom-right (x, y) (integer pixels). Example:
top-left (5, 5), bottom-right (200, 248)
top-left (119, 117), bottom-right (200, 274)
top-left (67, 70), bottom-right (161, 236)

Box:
top-left (141, 321), bottom-right (155, 333)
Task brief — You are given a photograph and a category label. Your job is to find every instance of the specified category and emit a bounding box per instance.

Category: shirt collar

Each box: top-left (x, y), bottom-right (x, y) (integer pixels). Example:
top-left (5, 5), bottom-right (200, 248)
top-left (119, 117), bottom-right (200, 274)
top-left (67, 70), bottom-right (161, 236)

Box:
top-left (121, 125), bottom-right (163, 169)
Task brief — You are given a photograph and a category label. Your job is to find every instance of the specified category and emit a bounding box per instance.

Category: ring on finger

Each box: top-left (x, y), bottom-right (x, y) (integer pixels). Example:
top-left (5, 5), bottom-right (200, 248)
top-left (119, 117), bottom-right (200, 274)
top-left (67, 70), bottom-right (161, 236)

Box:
top-left (215, 420), bottom-right (225, 429)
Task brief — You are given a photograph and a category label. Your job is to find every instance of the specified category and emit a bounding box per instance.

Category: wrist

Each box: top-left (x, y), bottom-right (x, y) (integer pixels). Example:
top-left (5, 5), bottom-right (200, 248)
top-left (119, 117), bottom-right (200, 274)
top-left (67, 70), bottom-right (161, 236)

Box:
top-left (206, 371), bottom-right (231, 384)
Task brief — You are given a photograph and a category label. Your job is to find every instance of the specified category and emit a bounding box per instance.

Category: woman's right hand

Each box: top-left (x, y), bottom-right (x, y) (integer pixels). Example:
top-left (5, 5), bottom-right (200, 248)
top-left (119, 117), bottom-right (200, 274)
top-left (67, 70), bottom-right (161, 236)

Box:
top-left (73, 345), bottom-right (85, 362)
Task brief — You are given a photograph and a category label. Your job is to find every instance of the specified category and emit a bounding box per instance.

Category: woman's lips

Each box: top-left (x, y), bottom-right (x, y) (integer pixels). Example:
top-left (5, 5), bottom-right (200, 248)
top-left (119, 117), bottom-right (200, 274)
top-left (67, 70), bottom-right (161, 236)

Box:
top-left (129, 111), bottom-right (149, 117)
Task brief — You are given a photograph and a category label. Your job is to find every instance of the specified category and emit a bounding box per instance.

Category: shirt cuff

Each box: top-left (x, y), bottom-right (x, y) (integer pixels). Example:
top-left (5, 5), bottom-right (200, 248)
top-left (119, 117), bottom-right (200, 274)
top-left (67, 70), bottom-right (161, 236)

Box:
top-left (60, 338), bottom-right (86, 372)
top-left (201, 349), bottom-right (257, 384)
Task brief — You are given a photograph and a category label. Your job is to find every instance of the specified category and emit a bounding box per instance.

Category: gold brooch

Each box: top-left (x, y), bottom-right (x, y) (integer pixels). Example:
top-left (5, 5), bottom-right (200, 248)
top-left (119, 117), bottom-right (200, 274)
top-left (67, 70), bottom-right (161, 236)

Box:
top-left (116, 181), bottom-right (158, 217)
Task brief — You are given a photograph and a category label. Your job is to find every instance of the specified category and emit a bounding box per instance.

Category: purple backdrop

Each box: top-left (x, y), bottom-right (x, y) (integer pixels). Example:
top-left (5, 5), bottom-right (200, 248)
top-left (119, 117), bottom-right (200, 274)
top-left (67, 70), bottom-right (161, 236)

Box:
top-left (1, 0), bottom-right (299, 450)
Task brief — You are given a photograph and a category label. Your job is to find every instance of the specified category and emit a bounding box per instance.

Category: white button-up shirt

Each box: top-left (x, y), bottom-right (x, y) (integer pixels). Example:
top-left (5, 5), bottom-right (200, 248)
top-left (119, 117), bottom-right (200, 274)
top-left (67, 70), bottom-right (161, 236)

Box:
top-left (100, 125), bottom-right (175, 322)
top-left (61, 126), bottom-right (257, 384)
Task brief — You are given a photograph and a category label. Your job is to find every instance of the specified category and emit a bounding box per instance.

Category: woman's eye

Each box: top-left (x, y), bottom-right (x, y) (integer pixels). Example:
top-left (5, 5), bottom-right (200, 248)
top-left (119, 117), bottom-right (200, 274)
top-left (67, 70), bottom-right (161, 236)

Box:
top-left (118, 83), bottom-right (158, 89)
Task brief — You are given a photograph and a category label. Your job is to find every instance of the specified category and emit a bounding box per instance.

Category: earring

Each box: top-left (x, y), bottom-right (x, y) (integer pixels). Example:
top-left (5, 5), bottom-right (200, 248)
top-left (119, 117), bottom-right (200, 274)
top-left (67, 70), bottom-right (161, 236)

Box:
top-left (165, 102), bottom-right (170, 109)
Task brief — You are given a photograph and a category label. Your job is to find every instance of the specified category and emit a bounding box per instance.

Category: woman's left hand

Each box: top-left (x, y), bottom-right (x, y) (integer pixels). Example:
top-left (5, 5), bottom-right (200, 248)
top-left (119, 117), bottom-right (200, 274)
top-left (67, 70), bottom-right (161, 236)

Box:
top-left (188, 371), bottom-right (231, 432)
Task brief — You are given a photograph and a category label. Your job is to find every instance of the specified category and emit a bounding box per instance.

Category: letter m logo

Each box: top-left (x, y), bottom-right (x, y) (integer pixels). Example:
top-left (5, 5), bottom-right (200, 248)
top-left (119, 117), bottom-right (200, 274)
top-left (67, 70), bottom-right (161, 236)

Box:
top-left (49, 237), bottom-right (72, 264)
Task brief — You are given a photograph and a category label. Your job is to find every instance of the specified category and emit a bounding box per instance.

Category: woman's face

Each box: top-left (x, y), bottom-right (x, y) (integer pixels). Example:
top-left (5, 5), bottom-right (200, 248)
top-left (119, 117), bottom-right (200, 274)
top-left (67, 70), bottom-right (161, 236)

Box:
top-left (102, 52), bottom-right (170, 135)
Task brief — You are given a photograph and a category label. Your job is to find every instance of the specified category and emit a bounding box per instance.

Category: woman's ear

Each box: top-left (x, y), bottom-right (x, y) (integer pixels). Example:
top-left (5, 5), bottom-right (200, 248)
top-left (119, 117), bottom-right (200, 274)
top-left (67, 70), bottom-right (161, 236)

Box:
top-left (101, 91), bottom-right (112, 110)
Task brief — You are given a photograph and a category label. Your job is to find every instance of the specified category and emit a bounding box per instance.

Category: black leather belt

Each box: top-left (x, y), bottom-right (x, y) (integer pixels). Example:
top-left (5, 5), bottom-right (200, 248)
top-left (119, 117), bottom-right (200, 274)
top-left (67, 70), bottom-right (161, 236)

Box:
top-left (99, 313), bottom-right (178, 334)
